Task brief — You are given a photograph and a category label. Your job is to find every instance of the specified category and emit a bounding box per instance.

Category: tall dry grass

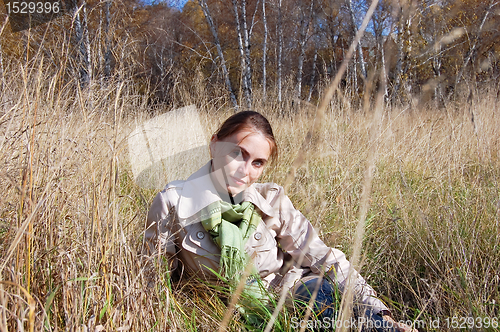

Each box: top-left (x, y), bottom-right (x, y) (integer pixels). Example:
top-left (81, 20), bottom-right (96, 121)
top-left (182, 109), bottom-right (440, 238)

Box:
top-left (1, 52), bottom-right (500, 331)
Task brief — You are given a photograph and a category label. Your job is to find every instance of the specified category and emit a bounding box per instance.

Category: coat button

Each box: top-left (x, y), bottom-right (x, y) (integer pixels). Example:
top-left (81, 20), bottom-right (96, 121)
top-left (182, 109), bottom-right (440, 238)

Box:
top-left (254, 232), bottom-right (262, 240)
top-left (196, 231), bottom-right (205, 239)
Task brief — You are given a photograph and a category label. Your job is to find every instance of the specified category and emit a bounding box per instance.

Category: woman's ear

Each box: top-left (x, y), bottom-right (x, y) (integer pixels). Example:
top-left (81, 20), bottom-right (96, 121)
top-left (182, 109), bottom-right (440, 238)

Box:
top-left (209, 134), bottom-right (217, 158)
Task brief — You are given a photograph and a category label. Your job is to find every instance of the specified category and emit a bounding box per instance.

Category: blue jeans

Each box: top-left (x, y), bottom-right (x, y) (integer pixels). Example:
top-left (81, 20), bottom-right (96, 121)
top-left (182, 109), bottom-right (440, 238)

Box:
top-left (294, 277), bottom-right (397, 331)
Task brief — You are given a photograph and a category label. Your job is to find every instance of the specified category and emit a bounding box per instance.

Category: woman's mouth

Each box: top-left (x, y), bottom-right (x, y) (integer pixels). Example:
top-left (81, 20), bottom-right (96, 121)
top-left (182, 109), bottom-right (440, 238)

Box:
top-left (231, 176), bottom-right (246, 186)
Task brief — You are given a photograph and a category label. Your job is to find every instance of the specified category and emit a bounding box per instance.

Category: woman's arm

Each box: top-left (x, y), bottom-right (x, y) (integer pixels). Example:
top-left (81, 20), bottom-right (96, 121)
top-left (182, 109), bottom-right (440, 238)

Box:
top-left (145, 189), bottom-right (179, 272)
top-left (273, 187), bottom-right (389, 314)
top-left (272, 187), bottom-right (418, 331)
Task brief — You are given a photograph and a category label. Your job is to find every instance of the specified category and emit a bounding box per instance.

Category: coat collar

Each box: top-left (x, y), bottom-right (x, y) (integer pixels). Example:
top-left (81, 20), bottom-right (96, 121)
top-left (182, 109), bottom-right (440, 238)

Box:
top-left (177, 161), bottom-right (275, 219)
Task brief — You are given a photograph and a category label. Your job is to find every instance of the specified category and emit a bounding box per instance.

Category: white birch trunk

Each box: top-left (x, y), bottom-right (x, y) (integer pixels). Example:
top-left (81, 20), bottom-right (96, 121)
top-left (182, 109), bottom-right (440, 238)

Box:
top-left (0, 17), bottom-right (5, 88)
top-left (231, 0), bottom-right (252, 109)
top-left (82, 3), bottom-right (92, 85)
top-left (307, 38), bottom-right (318, 102)
top-left (241, 0), bottom-right (252, 109)
top-left (393, 6), bottom-right (411, 101)
top-left (103, 0), bottom-right (111, 79)
top-left (347, 0), bottom-right (366, 79)
top-left (73, 1), bottom-right (91, 87)
top-left (296, 0), bottom-right (314, 99)
top-left (262, 0), bottom-right (268, 100)
top-left (198, 0), bottom-right (238, 109)
top-left (372, 10), bottom-right (387, 98)
top-left (277, 0), bottom-right (283, 103)
top-left (231, 0), bottom-right (247, 102)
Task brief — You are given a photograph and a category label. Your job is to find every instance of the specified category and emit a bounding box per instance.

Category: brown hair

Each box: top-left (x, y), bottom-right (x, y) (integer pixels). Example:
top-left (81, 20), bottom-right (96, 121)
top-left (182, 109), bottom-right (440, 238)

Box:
top-left (214, 111), bottom-right (278, 163)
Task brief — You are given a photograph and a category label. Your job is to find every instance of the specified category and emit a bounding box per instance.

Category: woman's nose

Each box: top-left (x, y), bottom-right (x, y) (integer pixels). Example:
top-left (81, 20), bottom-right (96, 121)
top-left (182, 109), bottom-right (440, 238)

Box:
top-left (236, 159), bottom-right (250, 176)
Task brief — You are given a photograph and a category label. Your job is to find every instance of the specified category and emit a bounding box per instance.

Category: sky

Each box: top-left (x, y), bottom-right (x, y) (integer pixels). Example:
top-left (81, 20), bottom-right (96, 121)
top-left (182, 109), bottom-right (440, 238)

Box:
top-left (140, 0), bottom-right (189, 9)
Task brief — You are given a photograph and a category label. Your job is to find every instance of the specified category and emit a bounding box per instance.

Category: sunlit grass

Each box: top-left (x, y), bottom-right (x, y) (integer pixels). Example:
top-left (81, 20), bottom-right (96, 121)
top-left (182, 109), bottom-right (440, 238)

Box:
top-left (0, 56), bottom-right (499, 331)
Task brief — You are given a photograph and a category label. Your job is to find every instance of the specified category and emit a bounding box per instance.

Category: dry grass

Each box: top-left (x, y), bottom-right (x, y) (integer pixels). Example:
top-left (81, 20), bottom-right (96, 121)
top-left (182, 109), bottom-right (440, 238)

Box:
top-left (1, 56), bottom-right (499, 331)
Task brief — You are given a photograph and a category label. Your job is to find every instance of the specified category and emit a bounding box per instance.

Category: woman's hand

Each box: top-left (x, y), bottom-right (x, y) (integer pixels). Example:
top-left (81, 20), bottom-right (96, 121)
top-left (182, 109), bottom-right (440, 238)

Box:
top-left (382, 315), bottom-right (419, 332)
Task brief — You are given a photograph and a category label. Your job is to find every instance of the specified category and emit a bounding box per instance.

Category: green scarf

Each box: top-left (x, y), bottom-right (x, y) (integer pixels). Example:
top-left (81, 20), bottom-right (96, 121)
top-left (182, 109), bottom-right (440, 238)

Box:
top-left (201, 200), bottom-right (271, 326)
top-left (201, 200), bottom-right (262, 282)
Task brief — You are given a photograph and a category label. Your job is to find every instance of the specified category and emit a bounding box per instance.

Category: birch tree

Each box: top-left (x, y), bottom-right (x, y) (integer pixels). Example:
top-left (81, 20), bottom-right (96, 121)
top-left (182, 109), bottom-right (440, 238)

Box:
top-left (262, 0), bottom-right (268, 100)
top-left (295, 0), bottom-right (314, 99)
top-left (103, 0), bottom-right (112, 79)
top-left (277, 0), bottom-right (283, 102)
top-left (307, 33), bottom-right (318, 102)
top-left (197, 0), bottom-right (238, 109)
top-left (371, 1), bottom-right (390, 98)
top-left (455, 0), bottom-right (499, 87)
top-left (231, 0), bottom-right (253, 109)
top-left (70, 0), bottom-right (92, 88)
top-left (348, 0), bottom-right (367, 80)
top-left (392, 0), bottom-right (413, 102)
top-left (241, 0), bottom-right (252, 109)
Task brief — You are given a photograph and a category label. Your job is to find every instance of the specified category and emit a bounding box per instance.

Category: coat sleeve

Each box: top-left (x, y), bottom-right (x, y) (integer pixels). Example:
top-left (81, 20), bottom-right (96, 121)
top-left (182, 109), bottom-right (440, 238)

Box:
top-left (145, 189), bottom-right (179, 272)
top-left (274, 187), bottom-right (389, 314)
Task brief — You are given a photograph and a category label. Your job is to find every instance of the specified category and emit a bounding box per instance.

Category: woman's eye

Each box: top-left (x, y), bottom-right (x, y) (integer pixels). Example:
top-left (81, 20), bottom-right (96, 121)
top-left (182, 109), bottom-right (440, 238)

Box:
top-left (253, 160), bottom-right (264, 168)
top-left (229, 149), bottom-right (241, 157)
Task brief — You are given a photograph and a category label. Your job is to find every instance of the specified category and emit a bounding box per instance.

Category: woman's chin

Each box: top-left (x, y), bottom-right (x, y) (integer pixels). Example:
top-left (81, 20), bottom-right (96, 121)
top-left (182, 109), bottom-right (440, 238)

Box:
top-left (227, 184), bottom-right (246, 195)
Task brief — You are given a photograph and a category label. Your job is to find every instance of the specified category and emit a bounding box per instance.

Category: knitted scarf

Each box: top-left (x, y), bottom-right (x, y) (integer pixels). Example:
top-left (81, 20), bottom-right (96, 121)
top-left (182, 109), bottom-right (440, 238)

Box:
top-left (201, 200), bottom-right (262, 282)
top-left (201, 200), bottom-right (270, 326)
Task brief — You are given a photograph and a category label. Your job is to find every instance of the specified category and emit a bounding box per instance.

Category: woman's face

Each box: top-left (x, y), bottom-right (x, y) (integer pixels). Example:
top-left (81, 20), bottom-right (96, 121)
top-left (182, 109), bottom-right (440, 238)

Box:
top-left (210, 129), bottom-right (271, 195)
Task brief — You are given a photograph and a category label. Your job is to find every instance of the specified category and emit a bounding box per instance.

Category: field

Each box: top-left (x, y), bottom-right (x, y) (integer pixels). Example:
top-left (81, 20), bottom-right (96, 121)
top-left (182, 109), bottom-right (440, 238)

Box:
top-left (0, 61), bottom-right (499, 331)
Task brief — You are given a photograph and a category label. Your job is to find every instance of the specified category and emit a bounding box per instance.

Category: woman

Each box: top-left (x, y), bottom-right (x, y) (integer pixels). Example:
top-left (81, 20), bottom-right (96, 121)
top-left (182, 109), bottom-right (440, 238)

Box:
top-left (145, 111), bottom-right (416, 331)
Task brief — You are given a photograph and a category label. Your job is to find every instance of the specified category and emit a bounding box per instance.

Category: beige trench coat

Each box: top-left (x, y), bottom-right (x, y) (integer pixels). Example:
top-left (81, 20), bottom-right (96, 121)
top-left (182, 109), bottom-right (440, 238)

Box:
top-left (145, 161), bottom-right (389, 314)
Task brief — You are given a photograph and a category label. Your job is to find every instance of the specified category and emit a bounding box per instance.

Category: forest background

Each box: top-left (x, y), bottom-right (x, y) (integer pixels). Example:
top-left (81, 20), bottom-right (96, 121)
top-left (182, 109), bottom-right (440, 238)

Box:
top-left (0, 0), bottom-right (499, 330)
